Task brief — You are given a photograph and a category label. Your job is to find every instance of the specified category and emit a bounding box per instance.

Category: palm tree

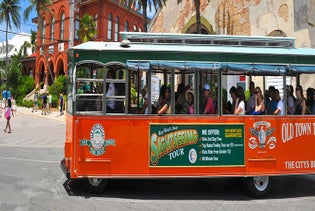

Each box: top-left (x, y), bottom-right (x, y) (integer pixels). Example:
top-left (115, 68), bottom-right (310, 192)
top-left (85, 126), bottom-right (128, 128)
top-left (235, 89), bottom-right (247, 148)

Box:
top-left (30, 30), bottom-right (37, 53)
top-left (24, 0), bottom-right (53, 47)
top-left (77, 14), bottom-right (96, 43)
top-left (121, 0), bottom-right (166, 32)
top-left (0, 0), bottom-right (21, 95)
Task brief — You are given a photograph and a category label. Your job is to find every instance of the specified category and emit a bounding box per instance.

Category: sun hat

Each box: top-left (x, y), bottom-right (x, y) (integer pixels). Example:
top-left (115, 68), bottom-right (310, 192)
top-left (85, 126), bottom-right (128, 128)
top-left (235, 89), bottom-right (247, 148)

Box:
top-left (204, 84), bottom-right (210, 90)
top-left (185, 90), bottom-right (194, 102)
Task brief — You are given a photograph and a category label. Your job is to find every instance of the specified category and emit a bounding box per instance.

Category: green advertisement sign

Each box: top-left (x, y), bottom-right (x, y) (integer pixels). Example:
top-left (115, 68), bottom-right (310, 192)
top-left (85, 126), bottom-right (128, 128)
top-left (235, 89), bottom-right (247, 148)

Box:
top-left (150, 124), bottom-right (244, 167)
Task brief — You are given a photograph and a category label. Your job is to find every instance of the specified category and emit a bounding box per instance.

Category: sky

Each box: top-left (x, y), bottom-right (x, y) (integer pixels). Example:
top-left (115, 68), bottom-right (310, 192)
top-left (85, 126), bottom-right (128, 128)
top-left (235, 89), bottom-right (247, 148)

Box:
top-left (0, 0), bottom-right (39, 42)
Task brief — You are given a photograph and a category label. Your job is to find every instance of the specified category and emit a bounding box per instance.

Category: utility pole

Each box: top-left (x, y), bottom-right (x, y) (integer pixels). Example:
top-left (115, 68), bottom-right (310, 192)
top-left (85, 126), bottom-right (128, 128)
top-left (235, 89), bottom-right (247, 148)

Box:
top-left (69, 0), bottom-right (75, 48)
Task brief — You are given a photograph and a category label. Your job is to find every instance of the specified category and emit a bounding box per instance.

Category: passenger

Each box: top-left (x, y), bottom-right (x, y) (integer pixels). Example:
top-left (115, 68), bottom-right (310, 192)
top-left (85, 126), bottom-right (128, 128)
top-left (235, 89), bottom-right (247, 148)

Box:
top-left (295, 85), bottom-right (306, 115)
top-left (184, 89), bottom-right (194, 114)
top-left (106, 70), bottom-right (116, 112)
top-left (202, 84), bottom-right (215, 114)
top-left (265, 86), bottom-right (277, 114)
top-left (158, 86), bottom-right (171, 115)
top-left (250, 86), bottom-right (265, 115)
top-left (306, 87), bottom-right (315, 114)
top-left (274, 89), bottom-right (284, 115)
top-left (175, 83), bottom-right (186, 114)
top-left (140, 86), bottom-right (149, 114)
top-left (246, 81), bottom-right (255, 114)
top-left (286, 85), bottom-right (295, 115)
top-left (227, 86), bottom-right (237, 114)
top-left (234, 86), bottom-right (245, 115)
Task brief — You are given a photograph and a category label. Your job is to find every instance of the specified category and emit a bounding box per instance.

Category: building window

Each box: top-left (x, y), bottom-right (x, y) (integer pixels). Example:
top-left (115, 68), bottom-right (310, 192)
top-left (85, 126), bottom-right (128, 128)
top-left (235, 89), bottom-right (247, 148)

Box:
top-left (42, 19), bottom-right (46, 44)
top-left (133, 25), bottom-right (137, 32)
top-left (75, 15), bottom-right (79, 40)
top-left (107, 14), bottom-right (112, 40)
top-left (139, 27), bottom-right (142, 32)
top-left (94, 14), bottom-right (98, 38)
top-left (50, 18), bottom-right (55, 42)
top-left (124, 21), bottom-right (129, 32)
top-left (60, 12), bottom-right (65, 40)
top-left (114, 17), bottom-right (119, 41)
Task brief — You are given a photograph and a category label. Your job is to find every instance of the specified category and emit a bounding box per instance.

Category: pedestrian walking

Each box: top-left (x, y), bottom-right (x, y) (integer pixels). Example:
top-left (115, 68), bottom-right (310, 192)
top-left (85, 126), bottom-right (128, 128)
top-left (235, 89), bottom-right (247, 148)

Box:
top-left (4, 99), bottom-right (14, 133)
top-left (59, 93), bottom-right (64, 115)
top-left (47, 92), bottom-right (52, 114)
top-left (32, 92), bottom-right (39, 112)
top-left (42, 92), bottom-right (47, 115)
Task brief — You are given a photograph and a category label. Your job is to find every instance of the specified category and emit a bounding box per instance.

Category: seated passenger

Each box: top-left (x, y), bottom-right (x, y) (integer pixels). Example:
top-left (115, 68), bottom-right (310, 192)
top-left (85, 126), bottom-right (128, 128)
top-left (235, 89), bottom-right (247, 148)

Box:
top-left (203, 84), bottom-right (215, 114)
top-left (286, 85), bottom-right (295, 115)
top-left (246, 81), bottom-right (255, 114)
top-left (140, 86), bottom-right (149, 114)
top-left (184, 90), bottom-right (194, 114)
top-left (274, 89), bottom-right (284, 115)
top-left (158, 87), bottom-right (171, 115)
top-left (306, 87), bottom-right (315, 114)
top-left (234, 86), bottom-right (245, 115)
top-left (250, 86), bottom-right (265, 115)
top-left (106, 71), bottom-right (116, 112)
top-left (295, 85), bottom-right (306, 115)
top-left (265, 86), bottom-right (277, 114)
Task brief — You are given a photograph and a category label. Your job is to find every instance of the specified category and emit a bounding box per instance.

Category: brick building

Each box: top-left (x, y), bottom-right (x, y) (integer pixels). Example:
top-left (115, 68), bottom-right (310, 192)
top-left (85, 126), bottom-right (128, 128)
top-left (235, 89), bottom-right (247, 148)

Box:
top-left (34, 0), bottom-right (143, 87)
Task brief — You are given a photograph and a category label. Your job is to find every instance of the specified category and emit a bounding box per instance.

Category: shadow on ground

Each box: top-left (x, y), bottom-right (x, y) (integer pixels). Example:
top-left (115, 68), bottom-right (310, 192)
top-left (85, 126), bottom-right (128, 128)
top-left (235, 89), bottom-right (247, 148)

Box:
top-left (63, 175), bottom-right (315, 200)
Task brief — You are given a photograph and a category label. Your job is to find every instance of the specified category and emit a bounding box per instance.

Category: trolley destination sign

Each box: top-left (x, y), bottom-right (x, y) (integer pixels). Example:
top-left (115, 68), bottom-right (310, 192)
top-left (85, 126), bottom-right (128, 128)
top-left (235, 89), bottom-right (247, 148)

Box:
top-left (149, 124), bottom-right (244, 167)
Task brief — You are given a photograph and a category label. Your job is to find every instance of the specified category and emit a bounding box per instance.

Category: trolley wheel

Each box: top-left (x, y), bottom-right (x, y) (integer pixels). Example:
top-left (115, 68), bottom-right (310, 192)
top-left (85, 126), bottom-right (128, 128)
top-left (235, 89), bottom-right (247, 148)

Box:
top-left (245, 176), bottom-right (270, 198)
top-left (84, 178), bottom-right (108, 194)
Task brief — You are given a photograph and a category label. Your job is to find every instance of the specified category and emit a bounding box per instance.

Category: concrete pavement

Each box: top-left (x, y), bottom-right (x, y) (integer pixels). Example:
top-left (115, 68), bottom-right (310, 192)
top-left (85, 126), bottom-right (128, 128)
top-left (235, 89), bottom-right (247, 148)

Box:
top-left (16, 106), bottom-right (65, 122)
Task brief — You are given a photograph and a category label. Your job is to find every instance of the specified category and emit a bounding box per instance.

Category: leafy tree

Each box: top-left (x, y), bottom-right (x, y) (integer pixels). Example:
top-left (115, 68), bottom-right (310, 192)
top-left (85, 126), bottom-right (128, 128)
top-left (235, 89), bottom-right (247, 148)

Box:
top-left (6, 53), bottom-right (34, 103)
top-left (30, 30), bottom-right (37, 53)
top-left (121, 0), bottom-right (166, 32)
top-left (48, 75), bottom-right (67, 96)
top-left (0, 0), bottom-right (21, 94)
top-left (77, 14), bottom-right (96, 43)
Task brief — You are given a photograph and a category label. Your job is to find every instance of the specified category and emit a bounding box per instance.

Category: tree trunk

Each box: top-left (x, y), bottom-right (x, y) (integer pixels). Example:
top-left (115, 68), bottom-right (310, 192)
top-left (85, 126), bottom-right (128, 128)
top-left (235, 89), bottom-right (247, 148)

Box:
top-left (5, 18), bottom-right (8, 96)
top-left (195, 0), bottom-right (201, 34)
top-left (142, 0), bottom-right (148, 32)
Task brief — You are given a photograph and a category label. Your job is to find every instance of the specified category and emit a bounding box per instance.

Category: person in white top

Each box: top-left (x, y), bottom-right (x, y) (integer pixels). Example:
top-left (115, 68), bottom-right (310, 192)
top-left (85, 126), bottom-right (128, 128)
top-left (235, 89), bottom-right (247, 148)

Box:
top-left (106, 71), bottom-right (116, 112)
top-left (234, 86), bottom-right (245, 115)
top-left (274, 89), bottom-right (284, 115)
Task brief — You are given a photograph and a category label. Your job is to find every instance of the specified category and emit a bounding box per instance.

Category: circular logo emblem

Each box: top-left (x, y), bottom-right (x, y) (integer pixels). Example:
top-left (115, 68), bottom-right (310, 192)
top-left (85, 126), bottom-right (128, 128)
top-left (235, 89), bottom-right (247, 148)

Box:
top-left (90, 124), bottom-right (105, 150)
top-left (188, 148), bottom-right (197, 164)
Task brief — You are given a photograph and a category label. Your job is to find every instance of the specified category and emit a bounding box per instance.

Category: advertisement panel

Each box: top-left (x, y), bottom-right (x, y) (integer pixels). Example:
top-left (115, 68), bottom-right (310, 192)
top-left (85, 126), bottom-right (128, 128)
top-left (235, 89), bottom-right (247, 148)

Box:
top-left (150, 124), bottom-right (244, 167)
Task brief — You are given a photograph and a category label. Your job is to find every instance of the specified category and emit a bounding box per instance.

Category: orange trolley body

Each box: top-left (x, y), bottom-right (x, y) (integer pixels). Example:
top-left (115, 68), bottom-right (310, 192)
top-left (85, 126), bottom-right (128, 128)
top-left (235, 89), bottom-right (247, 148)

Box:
top-left (61, 32), bottom-right (315, 197)
top-left (64, 114), bottom-right (315, 178)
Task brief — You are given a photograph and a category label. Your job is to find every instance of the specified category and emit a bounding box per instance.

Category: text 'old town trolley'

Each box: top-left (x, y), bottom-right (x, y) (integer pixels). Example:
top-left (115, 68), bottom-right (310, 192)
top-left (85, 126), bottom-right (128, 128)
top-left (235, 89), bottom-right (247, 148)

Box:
top-left (61, 32), bottom-right (315, 197)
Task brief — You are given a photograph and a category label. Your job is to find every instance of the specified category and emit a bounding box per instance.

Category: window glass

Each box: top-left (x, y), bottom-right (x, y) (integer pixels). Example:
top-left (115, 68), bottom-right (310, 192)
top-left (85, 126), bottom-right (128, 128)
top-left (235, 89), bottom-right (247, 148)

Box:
top-left (114, 17), bottom-right (119, 41)
top-left (42, 19), bottom-right (46, 44)
top-left (60, 12), bottom-right (65, 40)
top-left (105, 65), bottom-right (126, 113)
top-left (94, 14), bottom-right (98, 38)
top-left (107, 14), bottom-right (112, 40)
top-left (50, 18), bottom-right (55, 42)
top-left (124, 21), bottom-right (129, 32)
top-left (75, 63), bottom-right (105, 114)
top-left (75, 15), bottom-right (79, 40)
top-left (198, 71), bottom-right (218, 115)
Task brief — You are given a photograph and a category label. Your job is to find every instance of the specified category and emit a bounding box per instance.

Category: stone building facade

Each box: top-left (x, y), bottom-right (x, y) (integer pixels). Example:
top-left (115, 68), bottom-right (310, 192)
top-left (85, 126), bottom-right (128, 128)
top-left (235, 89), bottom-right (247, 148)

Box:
top-left (149, 0), bottom-right (315, 94)
top-left (150, 0), bottom-right (315, 48)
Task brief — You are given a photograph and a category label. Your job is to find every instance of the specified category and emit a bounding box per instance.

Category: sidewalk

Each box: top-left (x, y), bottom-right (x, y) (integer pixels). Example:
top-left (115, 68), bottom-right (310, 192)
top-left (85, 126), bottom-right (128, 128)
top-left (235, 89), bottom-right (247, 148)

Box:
top-left (16, 106), bottom-right (65, 122)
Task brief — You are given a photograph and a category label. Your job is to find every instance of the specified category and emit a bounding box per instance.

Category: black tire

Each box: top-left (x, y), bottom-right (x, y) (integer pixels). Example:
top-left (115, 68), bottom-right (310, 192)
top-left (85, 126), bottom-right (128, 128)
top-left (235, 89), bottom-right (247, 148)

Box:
top-left (83, 178), bottom-right (108, 194)
top-left (245, 176), bottom-right (270, 198)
